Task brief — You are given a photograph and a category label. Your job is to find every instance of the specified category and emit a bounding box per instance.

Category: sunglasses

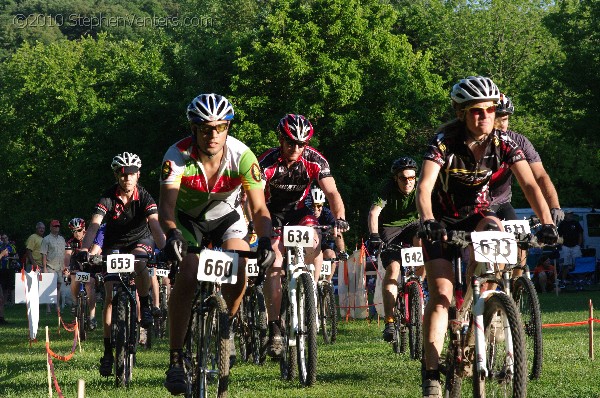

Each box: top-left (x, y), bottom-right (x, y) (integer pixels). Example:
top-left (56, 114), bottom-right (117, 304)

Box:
top-left (284, 138), bottom-right (306, 148)
top-left (464, 104), bottom-right (496, 117)
top-left (397, 176), bottom-right (416, 182)
top-left (197, 122), bottom-right (229, 135)
top-left (73, 229), bottom-right (84, 233)
top-left (313, 204), bottom-right (323, 209)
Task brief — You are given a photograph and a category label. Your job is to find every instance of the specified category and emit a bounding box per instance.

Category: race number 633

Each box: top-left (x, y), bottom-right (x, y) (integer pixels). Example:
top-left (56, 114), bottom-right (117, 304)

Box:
top-left (470, 231), bottom-right (517, 264)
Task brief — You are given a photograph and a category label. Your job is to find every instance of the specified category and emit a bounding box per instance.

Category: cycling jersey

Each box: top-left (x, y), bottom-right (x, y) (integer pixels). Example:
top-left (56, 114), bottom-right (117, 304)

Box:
top-left (423, 126), bottom-right (526, 221)
top-left (93, 224), bottom-right (106, 248)
top-left (65, 237), bottom-right (82, 253)
top-left (160, 135), bottom-right (263, 221)
top-left (490, 130), bottom-right (541, 206)
top-left (92, 184), bottom-right (157, 248)
top-left (259, 146), bottom-right (332, 214)
top-left (372, 179), bottom-right (419, 229)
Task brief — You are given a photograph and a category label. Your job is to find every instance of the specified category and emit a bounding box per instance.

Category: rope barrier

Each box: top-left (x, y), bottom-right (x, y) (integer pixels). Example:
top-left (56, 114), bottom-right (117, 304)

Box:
top-left (45, 317), bottom-right (81, 397)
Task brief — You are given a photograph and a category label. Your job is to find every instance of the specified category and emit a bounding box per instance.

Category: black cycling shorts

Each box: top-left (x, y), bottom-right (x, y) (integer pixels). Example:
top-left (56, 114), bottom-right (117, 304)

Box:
top-left (490, 202), bottom-right (517, 221)
top-left (380, 223), bottom-right (420, 269)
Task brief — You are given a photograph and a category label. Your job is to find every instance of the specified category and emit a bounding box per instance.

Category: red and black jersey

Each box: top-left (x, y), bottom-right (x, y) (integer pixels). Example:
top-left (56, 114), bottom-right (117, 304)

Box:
top-left (258, 146), bottom-right (332, 214)
top-left (65, 237), bottom-right (82, 253)
top-left (92, 184), bottom-right (158, 248)
top-left (423, 126), bottom-right (526, 221)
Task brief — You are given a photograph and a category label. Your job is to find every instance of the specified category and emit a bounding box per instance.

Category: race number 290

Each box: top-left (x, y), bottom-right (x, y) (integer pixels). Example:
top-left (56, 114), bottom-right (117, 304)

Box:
top-left (197, 249), bottom-right (238, 284)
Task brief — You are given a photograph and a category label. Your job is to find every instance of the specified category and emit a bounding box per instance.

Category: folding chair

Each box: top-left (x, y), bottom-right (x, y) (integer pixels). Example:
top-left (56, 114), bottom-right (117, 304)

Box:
top-left (568, 257), bottom-right (597, 290)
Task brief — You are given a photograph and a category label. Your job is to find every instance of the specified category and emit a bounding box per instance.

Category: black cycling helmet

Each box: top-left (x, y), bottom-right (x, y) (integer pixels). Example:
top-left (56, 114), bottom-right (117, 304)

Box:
top-left (496, 93), bottom-right (514, 115)
top-left (391, 157), bottom-right (418, 175)
top-left (277, 114), bottom-right (314, 143)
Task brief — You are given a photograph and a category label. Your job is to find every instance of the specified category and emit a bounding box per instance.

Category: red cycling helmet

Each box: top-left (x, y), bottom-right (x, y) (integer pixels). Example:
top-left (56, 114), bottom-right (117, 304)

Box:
top-left (277, 114), bottom-right (314, 143)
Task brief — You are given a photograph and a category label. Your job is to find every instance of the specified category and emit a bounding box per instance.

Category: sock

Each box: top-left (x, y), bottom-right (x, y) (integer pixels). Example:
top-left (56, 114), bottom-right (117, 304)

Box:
top-left (170, 349), bottom-right (184, 367)
top-left (139, 295), bottom-right (150, 309)
top-left (103, 338), bottom-right (112, 357)
top-left (425, 369), bottom-right (440, 381)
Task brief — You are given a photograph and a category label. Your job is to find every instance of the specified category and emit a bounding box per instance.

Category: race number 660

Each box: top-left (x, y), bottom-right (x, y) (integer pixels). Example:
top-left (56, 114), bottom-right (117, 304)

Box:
top-left (197, 249), bottom-right (239, 284)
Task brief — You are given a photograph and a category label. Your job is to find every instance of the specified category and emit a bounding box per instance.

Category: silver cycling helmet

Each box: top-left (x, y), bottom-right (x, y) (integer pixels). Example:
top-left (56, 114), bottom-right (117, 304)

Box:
top-left (187, 93), bottom-right (235, 123)
top-left (111, 152), bottom-right (142, 173)
top-left (451, 76), bottom-right (500, 104)
top-left (496, 93), bottom-right (515, 115)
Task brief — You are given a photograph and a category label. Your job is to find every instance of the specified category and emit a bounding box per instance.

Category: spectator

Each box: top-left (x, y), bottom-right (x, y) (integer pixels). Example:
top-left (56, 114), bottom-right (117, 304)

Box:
top-left (40, 220), bottom-right (66, 314)
top-left (0, 233), bottom-right (17, 324)
top-left (532, 255), bottom-right (556, 293)
top-left (558, 212), bottom-right (584, 280)
top-left (25, 222), bottom-right (45, 271)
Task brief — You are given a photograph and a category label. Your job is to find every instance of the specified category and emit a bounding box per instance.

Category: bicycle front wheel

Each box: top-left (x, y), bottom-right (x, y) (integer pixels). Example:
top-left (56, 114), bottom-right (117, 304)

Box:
top-left (407, 281), bottom-right (423, 360)
top-left (114, 291), bottom-right (132, 388)
top-left (512, 276), bottom-right (543, 380)
top-left (248, 286), bottom-right (267, 365)
top-left (76, 293), bottom-right (87, 341)
top-left (195, 295), bottom-right (229, 398)
top-left (296, 273), bottom-right (317, 387)
top-left (279, 282), bottom-right (297, 381)
top-left (319, 282), bottom-right (337, 344)
top-left (473, 293), bottom-right (527, 398)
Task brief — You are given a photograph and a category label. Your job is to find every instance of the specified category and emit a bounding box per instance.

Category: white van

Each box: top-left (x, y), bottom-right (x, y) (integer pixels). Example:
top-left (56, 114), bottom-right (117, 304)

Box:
top-left (514, 207), bottom-right (600, 259)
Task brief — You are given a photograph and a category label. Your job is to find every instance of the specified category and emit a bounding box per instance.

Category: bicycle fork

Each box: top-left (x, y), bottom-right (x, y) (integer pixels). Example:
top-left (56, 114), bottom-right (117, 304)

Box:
top-left (472, 278), bottom-right (515, 379)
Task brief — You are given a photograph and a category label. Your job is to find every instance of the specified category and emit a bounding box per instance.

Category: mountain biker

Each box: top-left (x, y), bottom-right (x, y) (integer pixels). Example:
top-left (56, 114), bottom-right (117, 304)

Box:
top-left (64, 217), bottom-right (97, 330)
top-left (77, 152), bottom-right (166, 377)
top-left (416, 76), bottom-right (558, 398)
top-left (258, 113), bottom-right (349, 358)
top-left (158, 93), bottom-right (275, 395)
top-left (368, 156), bottom-right (422, 342)
top-left (307, 186), bottom-right (348, 283)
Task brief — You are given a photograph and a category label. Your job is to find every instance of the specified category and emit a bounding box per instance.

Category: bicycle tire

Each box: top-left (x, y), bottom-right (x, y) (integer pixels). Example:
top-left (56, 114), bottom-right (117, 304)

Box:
top-left (393, 282), bottom-right (404, 354)
top-left (158, 284), bottom-right (168, 338)
top-left (114, 290), bottom-right (131, 387)
top-left (296, 273), bottom-right (317, 387)
top-left (76, 292), bottom-right (87, 341)
top-left (236, 299), bottom-right (249, 362)
top-left (196, 294), bottom-right (229, 398)
top-left (320, 282), bottom-right (337, 344)
top-left (248, 286), bottom-right (268, 365)
top-left (407, 281), bottom-right (423, 360)
top-left (512, 276), bottom-right (543, 380)
top-left (473, 293), bottom-right (527, 398)
top-left (442, 336), bottom-right (463, 398)
top-left (279, 282), bottom-right (297, 381)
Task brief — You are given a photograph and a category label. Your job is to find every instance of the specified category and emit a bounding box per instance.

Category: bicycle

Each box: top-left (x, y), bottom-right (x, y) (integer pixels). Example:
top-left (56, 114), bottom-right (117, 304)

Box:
top-left (69, 270), bottom-right (92, 341)
top-left (438, 230), bottom-right (528, 398)
top-left (82, 252), bottom-right (147, 387)
top-left (176, 245), bottom-right (258, 398)
top-left (237, 258), bottom-right (268, 365)
top-left (380, 243), bottom-right (424, 359)
top-left (317, 258), bottom-right (337, 344)
top-left (501, 218), bottom-right (560, 381)
top-left (277, 225), bottom-right (323, 387)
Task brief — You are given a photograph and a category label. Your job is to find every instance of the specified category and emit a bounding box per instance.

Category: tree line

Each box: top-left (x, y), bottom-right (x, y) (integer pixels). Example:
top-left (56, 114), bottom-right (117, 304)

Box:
top-left (0, 0), bottom-right (598, 249)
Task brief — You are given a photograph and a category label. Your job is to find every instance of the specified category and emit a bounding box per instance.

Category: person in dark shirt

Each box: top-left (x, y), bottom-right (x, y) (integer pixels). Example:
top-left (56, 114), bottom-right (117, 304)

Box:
top-left (558, 212), bottom-right (584, 279)
top-left (78, 152), bottom-right (166, 377)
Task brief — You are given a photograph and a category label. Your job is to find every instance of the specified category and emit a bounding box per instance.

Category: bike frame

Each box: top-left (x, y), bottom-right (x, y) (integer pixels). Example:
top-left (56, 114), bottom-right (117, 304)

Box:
top-left (285, 245), bottom-right (314, 342)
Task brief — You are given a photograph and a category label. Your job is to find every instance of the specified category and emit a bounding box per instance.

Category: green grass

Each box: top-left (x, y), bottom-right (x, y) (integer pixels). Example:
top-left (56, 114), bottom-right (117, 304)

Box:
top-left (2, 290), bottom-right (600, 397)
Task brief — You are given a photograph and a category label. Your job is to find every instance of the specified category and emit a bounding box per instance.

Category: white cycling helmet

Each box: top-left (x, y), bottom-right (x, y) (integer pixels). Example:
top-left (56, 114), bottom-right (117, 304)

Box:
top-left (451, 76), bottom-right (500, 104)
top-left (310, 187), bottom-right (326, 204)
top-left (111, 152), bottom-right (142, 173)
top-left (187, 93), bottom-right (235, 123)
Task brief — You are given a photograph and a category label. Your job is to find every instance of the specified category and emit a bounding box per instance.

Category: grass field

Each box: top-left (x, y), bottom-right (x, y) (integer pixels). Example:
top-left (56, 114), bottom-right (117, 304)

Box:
top-left (1, 289), bottom-right (600, 398)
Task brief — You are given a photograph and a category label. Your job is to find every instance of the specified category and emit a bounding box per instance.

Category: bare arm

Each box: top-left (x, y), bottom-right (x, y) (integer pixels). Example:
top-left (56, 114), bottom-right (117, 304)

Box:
top-left (81, 214), bottom-right (103, 250)
top-left (158, 183), bottom-right (180, 233)
top-left (148, 213), bottom-right (166, 249)
top-left (511, 161), bottom-right (553, 225)
top-left (416, 160), bottom-right (441, 221)
top-left (245, 188), bottom-right (272, 239)
top-left (368, 205), bottom-right (382, 234)
top-left (529, 162), bottom-right (560, 209)
top-left (319, 177), bottom-right (345, 220)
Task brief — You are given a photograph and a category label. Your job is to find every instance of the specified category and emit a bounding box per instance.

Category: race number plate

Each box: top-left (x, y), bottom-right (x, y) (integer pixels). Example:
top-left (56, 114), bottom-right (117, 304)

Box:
top-left (283, 226), bottom-right (314, 248)
top-left (106, 254), bottom-right (135, 274)
top-left (197, 249), bottom-right (238, 284)
top-left (246, 259), bottom-right (259, 277)
top-left (401, 247), bottom-right (424, 267)
top-left (75, 272), bottom-right (90, 282)
top-left (148, 267), bottom-right (155, 277)
top-left (471, 231), bottom-right (517, 264)
top-left (321, 260), bottom-right (332, 276)
top-left (502, 220), bottom-right (531, 235)
top-left (155, 268), bottom-right (169, 277)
